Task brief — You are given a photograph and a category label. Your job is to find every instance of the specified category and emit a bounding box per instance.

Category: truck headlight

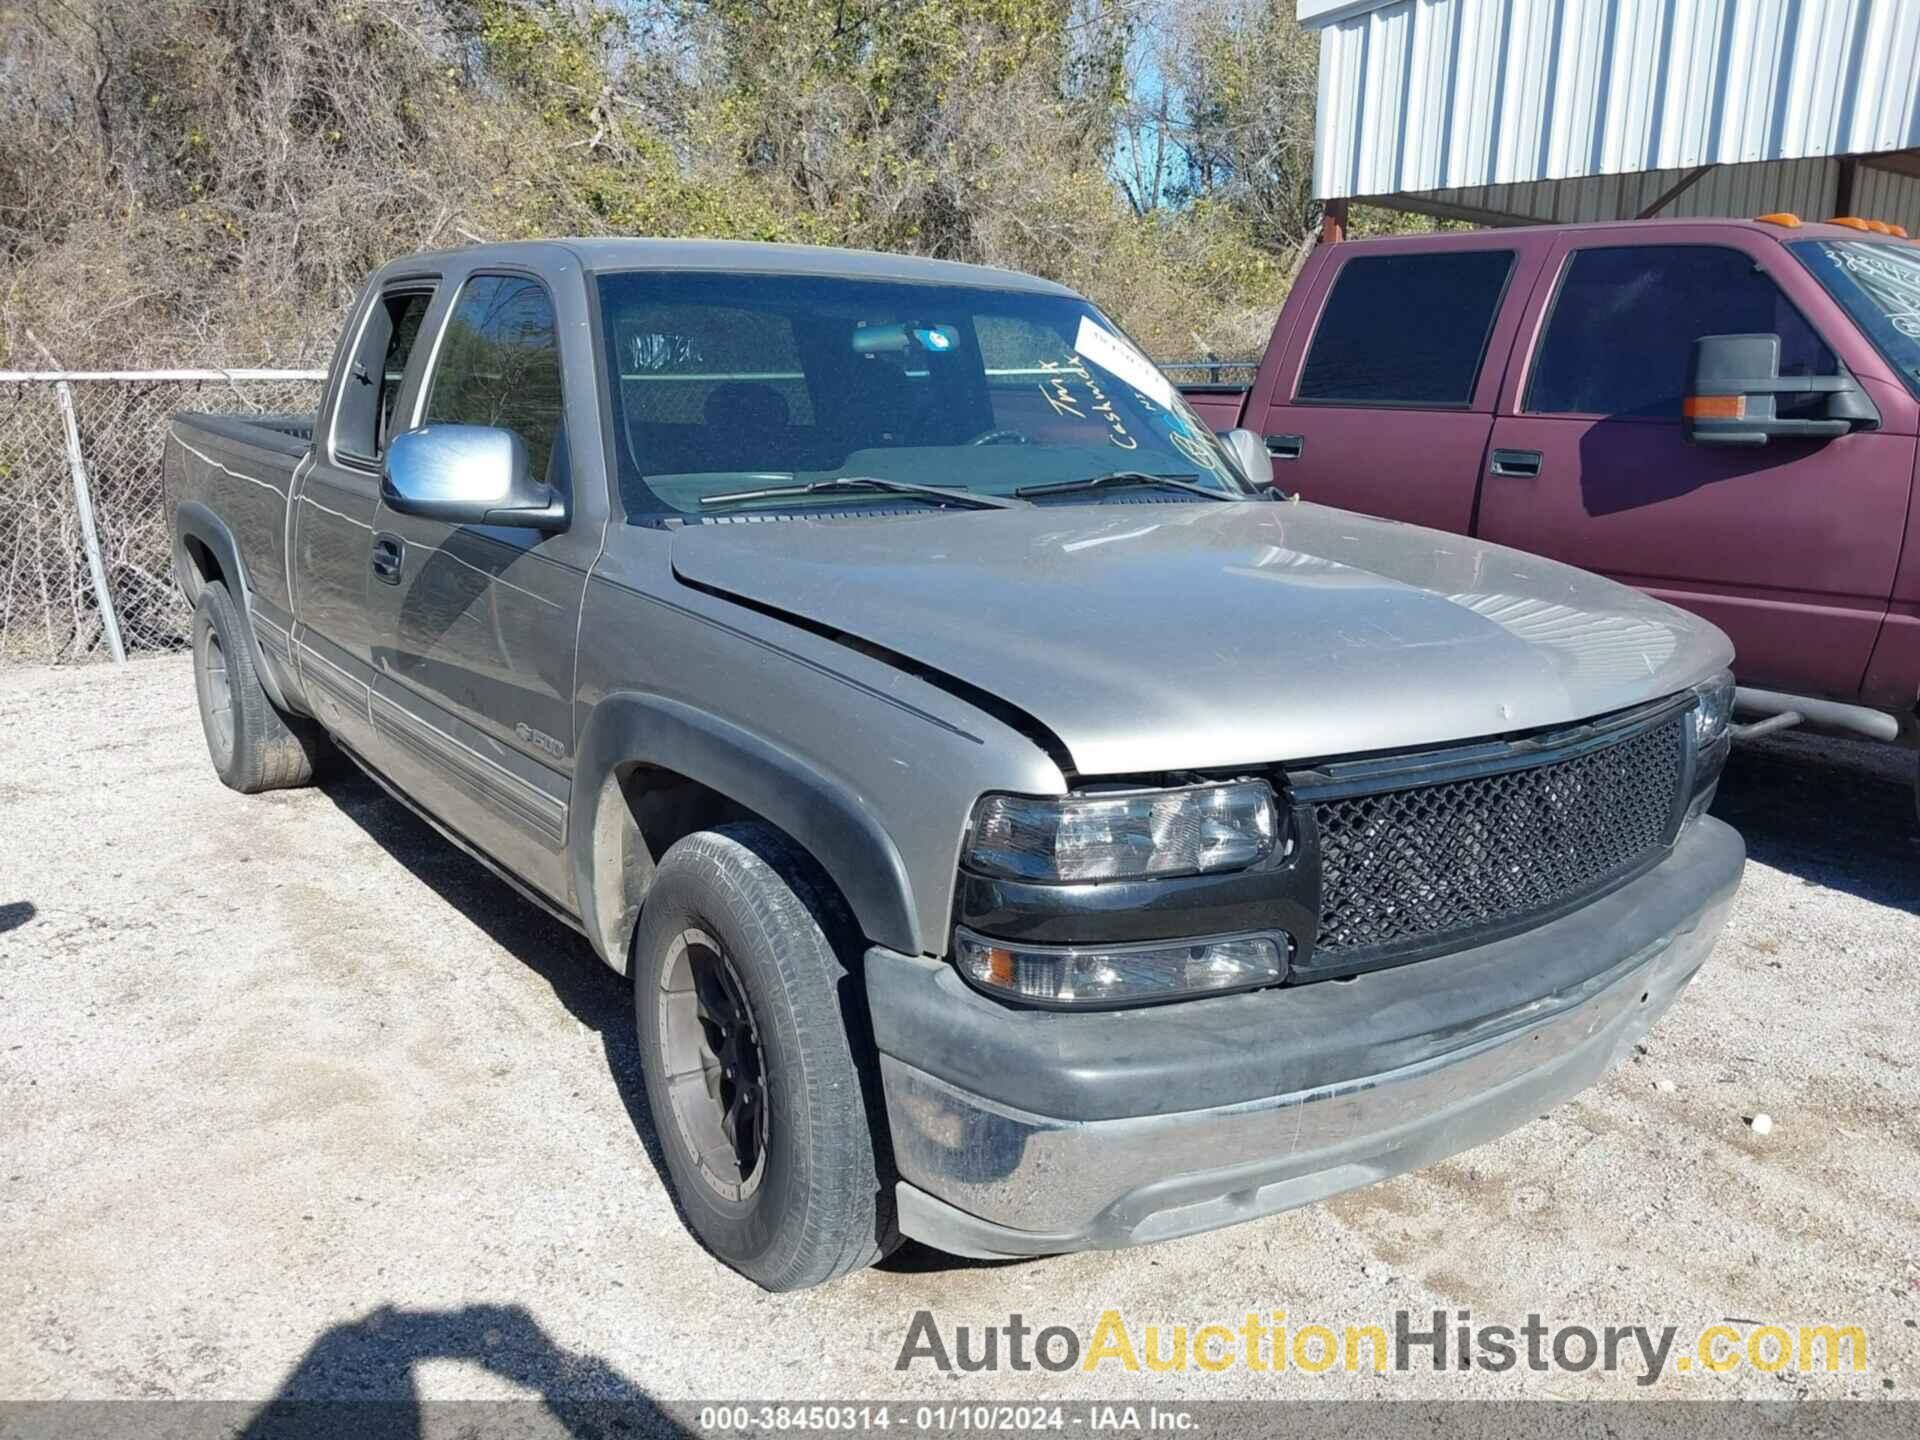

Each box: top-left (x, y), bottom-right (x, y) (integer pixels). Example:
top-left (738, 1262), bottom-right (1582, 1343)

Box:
top-left (955, 928), bottom-right (1287, 1007)
top-left (964, 781), bottom-right (1278, 883)
top-left (1691, 670), bottom-right (1735, 750)
top-left (1687, 670), bottom-right (1735, 820)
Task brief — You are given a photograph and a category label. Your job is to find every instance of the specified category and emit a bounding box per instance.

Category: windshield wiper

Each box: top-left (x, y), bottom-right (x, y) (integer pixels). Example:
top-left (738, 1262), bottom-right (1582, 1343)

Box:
top-left (1013, 471), bottom-right (1237, 501)
top-left (699, 476), bottom-right (1018, 511)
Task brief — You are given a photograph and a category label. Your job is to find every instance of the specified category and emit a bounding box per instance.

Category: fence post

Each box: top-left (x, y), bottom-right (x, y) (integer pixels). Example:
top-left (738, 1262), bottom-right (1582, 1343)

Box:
top-left (52, 379), bottom-right (127, 664)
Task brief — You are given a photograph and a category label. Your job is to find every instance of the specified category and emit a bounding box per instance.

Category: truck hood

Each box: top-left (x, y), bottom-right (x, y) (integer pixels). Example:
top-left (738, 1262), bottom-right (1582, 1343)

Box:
top-left (670, 500), bottom-right (1733, 776)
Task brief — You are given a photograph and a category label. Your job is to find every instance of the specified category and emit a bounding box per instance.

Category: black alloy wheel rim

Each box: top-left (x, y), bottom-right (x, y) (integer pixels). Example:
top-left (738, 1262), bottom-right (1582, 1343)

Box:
top-left (657, 927), bottom-right (769, 1202)
top-left (200, 627), bottom-right (235, 769)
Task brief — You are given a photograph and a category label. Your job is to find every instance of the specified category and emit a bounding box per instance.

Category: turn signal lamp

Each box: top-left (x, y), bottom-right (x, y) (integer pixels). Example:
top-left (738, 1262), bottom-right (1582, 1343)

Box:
top-left (955, 929), bottom-right (1287, 1007)
top-left (1683, 395), bottom-right (1745, 420)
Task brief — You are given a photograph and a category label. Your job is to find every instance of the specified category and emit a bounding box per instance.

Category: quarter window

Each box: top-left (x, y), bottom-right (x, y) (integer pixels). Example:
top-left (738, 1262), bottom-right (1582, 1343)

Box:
top-left (1297, 250), bottom-right (1515, 407)
top-left (1527, 245), bottom-right (1838, 418)
top-left (335, 286), bottom-right (434, 464)
top-left (426, 274), bottom-right (567, 485)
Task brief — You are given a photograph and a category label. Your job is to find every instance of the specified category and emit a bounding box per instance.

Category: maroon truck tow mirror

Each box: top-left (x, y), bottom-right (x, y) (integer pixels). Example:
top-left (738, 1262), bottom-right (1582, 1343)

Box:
top-left (1684, 333), bottom-right (1879, 447)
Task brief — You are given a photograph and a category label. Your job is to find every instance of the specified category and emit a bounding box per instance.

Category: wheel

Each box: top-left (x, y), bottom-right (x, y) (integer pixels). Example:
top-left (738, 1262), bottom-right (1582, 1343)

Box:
top-left (633, 822), bottom-right (896, 1291)
top-left (192, 580), bottom-right (332, 793)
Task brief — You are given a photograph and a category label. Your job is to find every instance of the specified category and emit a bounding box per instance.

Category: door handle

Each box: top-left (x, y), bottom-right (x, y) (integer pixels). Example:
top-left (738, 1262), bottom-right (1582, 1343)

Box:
top-left (1265, 433), bottom-right (1305, 460)
top-left (371, 534), bottom-right (405, 585)
top-left (1489, 448), bottom-right (1543, 478)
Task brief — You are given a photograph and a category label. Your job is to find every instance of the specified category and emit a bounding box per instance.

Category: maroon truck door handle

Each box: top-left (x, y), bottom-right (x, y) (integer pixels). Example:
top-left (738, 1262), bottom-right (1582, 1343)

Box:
top-left (1489, 448), bottom-right (1543, 478)
top-left (1265, 434), bottom-right (1305, 460)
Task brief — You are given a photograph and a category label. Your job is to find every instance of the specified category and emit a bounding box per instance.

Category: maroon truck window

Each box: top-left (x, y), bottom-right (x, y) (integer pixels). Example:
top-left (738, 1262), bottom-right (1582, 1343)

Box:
top-left (1296, 250), bottom-right (1516, 409)
top-left (1526, 245), bottom-right (1838, 419)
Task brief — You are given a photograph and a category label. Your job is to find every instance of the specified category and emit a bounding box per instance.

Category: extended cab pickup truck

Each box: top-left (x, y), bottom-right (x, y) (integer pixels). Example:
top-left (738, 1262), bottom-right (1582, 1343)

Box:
top-left (168, 238), bottom-right (1744, 1291)
top-left (1184, 217), bottom-right (1920, 809)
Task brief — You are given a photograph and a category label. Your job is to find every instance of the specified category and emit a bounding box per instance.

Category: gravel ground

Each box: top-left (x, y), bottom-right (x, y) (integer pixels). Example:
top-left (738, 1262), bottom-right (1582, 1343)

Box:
top-left (2, 655), bottom-right (1917, 1410)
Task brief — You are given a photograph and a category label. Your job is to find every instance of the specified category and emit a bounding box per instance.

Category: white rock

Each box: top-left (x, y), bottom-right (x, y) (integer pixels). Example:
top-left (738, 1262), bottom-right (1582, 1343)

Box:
top-left (1749, 1113), bottom-right (1774, 1136)
top-left (1655, 1078), bottom-right (1676, 1093)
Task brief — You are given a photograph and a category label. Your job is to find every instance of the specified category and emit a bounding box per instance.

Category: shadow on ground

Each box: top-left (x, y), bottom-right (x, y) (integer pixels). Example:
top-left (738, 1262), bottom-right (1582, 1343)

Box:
top-left (237, 1302), bottom-right (690, 1438)
top-left (315, 770), bottom-right (1018, 1285)
top-left (1711, 730), bottom-right (1918, 915)
top-left (316, 770), bottom-right (677, 1204)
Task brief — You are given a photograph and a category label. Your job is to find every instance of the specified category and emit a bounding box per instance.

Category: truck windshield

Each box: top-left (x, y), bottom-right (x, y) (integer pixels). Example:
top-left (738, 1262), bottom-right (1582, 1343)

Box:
top-left (1788, 239), bottom-right (1920, 397)
top-left (595, 270), bottom-right (1250, 519)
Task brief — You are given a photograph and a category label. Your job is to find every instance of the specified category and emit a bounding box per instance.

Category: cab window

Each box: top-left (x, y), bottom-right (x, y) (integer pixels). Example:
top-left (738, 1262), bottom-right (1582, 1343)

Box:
top-left (334, 285), bottom-right (434, 465)
top-left (1296, 250), bottom-right (1516, 407)
top-left (424, 274), bottom-right (568, 487)
top-left (1527, 245), bottom-right (1839, 418)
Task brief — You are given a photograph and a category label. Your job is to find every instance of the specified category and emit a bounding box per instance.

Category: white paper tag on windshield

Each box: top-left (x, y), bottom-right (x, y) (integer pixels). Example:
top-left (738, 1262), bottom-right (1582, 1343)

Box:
top-left (1074, 317), bottom-right (1177, 410)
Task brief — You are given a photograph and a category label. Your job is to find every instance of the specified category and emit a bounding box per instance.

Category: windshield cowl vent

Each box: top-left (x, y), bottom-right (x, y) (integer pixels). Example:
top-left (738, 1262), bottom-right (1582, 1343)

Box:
top-left (672, 506), bottom-right (937, 526)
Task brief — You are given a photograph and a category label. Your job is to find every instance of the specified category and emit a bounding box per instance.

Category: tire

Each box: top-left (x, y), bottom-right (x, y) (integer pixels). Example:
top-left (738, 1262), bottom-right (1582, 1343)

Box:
top-left (191, 580), bottom-right (332, 794)
top-left (633, 822), bottom-right (896, 1291)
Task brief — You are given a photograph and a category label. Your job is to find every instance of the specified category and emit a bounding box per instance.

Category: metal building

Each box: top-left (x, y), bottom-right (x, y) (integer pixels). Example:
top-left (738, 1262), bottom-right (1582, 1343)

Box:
top-left (1300, 0), bottom-right (1920, 236)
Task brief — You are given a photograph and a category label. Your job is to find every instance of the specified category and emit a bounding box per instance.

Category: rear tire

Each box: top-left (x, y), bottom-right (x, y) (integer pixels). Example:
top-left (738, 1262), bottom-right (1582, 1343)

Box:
top-left (633, 822), bottom-right (896, 1291)
top-left (192, 580), bottom-right (331, 793)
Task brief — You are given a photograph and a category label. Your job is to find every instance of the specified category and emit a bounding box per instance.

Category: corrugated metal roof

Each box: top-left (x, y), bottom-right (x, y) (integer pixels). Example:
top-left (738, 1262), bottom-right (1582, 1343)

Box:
top-left (1307, 0), bottom-right (1920, 201)
top-left (1391, 153), bottom-right (1920, 232)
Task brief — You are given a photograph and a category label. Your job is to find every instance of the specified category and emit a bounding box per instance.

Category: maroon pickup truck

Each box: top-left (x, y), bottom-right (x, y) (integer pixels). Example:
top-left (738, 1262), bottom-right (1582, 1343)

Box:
top-left (1187, 216), bottom-right (1920, 809)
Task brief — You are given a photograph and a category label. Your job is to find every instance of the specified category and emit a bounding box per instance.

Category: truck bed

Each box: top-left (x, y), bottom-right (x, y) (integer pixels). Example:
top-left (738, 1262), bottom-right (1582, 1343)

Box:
top-left (1179, 384), bottom-right (1250, 431)
top-left (175, 411), bottom-right (315, 458)
top-left (165, 410), bottom-right (317, 631)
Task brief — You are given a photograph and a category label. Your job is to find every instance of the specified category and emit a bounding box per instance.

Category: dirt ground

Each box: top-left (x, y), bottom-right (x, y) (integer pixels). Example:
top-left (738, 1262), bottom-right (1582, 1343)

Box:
top-left (2, 656), bottom-right (1916, 1411)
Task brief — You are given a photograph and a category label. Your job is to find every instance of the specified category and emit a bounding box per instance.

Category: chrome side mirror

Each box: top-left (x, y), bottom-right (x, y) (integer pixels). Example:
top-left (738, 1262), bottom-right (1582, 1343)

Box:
top-left (1220, 427), bottom-right (1275, 489)
top-left (382, 424), bottom-right (567, 531)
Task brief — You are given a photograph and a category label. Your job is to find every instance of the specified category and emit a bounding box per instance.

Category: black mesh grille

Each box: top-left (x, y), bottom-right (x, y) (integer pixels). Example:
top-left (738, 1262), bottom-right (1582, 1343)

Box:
top-left (1309, 713), bottom-right (1688, 963)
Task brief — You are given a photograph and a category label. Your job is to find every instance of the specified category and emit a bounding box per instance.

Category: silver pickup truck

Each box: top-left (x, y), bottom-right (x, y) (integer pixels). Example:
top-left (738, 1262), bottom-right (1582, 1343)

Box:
top-left (167, 238), bottom-right (1745, 1291)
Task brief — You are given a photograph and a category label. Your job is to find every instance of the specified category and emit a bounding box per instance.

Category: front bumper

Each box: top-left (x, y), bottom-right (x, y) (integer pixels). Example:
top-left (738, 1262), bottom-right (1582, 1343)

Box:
top-left (866, 816), bottom-right (1744, 1259)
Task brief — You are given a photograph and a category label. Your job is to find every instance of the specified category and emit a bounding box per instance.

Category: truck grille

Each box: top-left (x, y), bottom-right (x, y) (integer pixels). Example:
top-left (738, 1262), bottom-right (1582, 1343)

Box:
top-left (1304, 708), bottom-right (1689, 967)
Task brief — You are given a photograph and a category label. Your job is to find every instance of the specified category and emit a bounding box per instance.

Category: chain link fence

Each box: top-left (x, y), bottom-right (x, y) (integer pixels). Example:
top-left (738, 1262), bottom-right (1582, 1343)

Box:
top-left (0, 372), bottom-right (324, 667)
top-left (1160, 358), bottom-right (1261, 387)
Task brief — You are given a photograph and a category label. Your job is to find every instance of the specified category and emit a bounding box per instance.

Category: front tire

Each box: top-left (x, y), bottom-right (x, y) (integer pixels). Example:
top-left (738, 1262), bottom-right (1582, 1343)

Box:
top-left (191, 581), bottom-right (331, 793)
top-left (633, 823), bottom-right (895, 1291)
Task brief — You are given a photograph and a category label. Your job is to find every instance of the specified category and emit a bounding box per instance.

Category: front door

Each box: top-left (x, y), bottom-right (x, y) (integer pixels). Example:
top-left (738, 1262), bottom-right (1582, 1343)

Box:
top-left (365, 270), bottom-right (601, 904)
top-left (1479, 232), bottom-right (1917, 702)
top-left (290, 280), bottom-right (437, 753)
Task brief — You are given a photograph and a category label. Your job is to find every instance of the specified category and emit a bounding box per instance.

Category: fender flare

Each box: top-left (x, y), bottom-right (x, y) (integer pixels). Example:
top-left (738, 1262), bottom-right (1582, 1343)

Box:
top-left (570, 692), bottom-right (922, 967)
top-left (173, 499), bottom-right (297, 713)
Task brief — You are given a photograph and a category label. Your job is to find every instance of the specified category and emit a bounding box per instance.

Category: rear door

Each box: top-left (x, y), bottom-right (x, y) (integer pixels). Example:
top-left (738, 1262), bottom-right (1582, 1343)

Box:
top-left (1251, 239), bottom-right (1540, 534)
top-left (1479, 229), bottom-right (1918, 701)
top-left (364, 264), bottom-right (604, 904)
top-left (290, 276), bottom-right (437, 754)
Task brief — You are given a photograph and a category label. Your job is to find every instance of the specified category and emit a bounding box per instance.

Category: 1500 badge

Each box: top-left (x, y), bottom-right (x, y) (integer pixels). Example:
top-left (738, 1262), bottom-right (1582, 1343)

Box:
top-left (514, 722), bottom-right (566, 759)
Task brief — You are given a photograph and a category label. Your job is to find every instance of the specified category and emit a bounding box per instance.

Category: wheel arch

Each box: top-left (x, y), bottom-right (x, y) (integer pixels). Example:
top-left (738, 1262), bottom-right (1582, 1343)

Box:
top-left (571, 692), bottom-right (922, 971)
top-left (174, 500), bottom-right (299, 714)
top-left (174, 500), bottom-right (249, 609)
